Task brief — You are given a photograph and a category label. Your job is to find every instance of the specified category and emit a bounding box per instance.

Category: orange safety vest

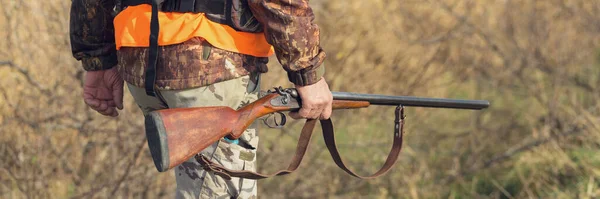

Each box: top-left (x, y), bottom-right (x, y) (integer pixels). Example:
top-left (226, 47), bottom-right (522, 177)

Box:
top-left (113, 4), bottom-right (274, 57)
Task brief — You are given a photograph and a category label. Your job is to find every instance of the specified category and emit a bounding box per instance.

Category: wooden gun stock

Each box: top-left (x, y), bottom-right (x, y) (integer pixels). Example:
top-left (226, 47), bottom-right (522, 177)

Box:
top-left (144, 92), bottom-right (370, 172)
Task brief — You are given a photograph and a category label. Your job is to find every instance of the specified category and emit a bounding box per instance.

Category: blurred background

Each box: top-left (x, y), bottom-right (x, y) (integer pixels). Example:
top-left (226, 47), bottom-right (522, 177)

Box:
top-left (1, 0), bottom-right (600, 198)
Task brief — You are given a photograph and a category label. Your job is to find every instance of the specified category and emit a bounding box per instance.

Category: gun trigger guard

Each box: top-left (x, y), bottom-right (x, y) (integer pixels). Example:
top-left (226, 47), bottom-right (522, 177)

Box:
top-left (262, 112), bottom-right (287, 128)
top-left (275, 112), bottom-right (287, 126)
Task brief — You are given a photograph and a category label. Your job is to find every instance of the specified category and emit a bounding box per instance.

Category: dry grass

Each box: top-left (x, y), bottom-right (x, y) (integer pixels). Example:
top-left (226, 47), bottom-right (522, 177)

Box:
top-left (1, 0), bottom-right (600, 198)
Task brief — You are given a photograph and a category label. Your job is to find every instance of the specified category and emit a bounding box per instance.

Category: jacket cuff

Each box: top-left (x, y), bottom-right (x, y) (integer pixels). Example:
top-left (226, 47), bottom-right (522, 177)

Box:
top-left (81, 51), bottom-right (118, 71)
top-left (287, 62), bottom-right (326, 86)
top-left (287, 50), bottom-right (326, 86)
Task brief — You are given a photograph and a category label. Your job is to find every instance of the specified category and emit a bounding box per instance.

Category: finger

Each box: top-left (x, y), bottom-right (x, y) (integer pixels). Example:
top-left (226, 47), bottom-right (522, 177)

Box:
top-left (98, 108), bottom-right (113, 116)
top-left (298, 106), bottom-right (313, 119)
top-left (99, 108), bottom-right (117, 117)
top-left (309, 101), bottom-right (325, 119)
top-left (83, 95), bottom-right (100, 108)
top-left (290, 106), bottom-right (313, 119)
top-left (107, 108), bottom-right (119, 117)
top-left (320, 101), bottom-right (333, 120)
top-left (99, 106), bottom-right (117, 115)
top-left (106, 100), bottom-right (117, 108)
top-left (308, 107), bottom-right (322, 119)
top-left (289, 111), bottom-right (303, 120)
top-left (113, 80), bottom-right (124, 110)
top-left (94, 101), bottom-right (109, 112)
top-left (84, 99), bottom-right (100, 109)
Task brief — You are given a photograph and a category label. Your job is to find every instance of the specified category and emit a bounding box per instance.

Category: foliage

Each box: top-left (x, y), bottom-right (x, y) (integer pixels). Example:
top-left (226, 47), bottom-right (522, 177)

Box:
top-left (1, 0), bottom-right (599, 198)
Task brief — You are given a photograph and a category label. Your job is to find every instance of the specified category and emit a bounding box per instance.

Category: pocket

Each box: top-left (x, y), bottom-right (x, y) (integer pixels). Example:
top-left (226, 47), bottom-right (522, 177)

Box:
top-left (213, 140), bottom-right (257, 171)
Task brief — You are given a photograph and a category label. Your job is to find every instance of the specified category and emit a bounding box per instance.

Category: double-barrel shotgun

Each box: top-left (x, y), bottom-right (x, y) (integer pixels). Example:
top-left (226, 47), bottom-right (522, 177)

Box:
top-left (144, 87), bottom-right (490, 180)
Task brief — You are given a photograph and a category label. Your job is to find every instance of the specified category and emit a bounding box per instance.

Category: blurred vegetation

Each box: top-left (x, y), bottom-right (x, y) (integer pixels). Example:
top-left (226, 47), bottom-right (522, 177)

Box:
top-left (1, 0), bottom-right (599, 198)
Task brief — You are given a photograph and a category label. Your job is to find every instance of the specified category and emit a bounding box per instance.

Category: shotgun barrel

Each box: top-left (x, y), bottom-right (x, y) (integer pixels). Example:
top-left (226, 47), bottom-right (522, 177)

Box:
top-left (332, 92), bottom-right (490, 110)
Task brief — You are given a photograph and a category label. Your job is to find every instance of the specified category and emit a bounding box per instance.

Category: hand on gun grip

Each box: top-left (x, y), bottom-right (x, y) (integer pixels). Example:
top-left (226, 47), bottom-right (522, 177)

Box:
top-left (83, 67), bottom-right (124, 117)
top-left (290, 78), bottom-right (333, 120)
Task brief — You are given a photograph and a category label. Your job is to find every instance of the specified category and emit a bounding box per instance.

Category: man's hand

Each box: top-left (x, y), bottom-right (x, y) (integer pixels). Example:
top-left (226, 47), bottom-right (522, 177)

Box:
top-left (83, 67), bottom-right (124, 117)
top-left (289, 78), bottom-right (333, 120)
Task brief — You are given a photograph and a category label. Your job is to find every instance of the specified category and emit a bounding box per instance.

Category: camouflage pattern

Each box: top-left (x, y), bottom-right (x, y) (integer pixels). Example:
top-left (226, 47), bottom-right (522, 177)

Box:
top-left (70, 0), bottom-right (326, 86)
top-left (126, 72), bottom-right (261, 199)
top-left (248, 0), bottom-right (327, 85)
top-left (69, 0), bottom-right (118, 71)
top-left (117, 37), bottom-right (269, 90)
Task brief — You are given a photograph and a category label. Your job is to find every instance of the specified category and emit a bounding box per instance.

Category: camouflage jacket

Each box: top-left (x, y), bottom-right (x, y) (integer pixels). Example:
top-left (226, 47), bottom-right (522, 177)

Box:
top-left (70, 0), bottom-right (326, 89)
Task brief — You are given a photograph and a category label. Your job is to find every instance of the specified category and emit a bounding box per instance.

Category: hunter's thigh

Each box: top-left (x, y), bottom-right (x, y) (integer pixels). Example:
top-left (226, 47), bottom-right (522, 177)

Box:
top-left (126, 84), bottom-right (168, 115)
top-left (159, 74), bottom-right (260, 199)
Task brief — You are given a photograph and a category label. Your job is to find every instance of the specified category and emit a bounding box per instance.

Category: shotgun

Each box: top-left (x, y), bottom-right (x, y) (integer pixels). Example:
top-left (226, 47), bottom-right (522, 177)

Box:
top-left (144, 87), bottom-right (490, 179)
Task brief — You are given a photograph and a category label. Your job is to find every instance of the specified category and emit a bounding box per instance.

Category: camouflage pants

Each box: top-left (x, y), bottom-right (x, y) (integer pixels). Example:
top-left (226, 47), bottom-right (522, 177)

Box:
top-left (126, 74), bottom-right (261, 199)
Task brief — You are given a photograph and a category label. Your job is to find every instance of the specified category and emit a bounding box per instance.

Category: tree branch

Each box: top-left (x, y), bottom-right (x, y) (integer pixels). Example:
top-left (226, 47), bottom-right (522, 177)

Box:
top-left (0, 61), bottom-right (49, 95)
top-left (109, 137), bottom-right (148, 196)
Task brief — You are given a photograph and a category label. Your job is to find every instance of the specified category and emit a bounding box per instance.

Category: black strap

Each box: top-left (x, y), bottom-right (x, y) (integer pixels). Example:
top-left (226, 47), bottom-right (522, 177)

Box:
top-left (145, 0), bottom-right (160, 96)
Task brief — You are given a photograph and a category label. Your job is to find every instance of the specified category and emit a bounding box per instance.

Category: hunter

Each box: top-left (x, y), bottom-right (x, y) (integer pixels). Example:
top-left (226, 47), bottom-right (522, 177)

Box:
top-left (69, 0), bottom-right (332, 198)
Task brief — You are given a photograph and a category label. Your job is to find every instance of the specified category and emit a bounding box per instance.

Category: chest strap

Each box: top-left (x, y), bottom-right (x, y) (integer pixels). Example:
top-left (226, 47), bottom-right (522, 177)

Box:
top-left (146, 0), bottom-right (160, 96)
top-left (196, 106), bottom-right (406, 180)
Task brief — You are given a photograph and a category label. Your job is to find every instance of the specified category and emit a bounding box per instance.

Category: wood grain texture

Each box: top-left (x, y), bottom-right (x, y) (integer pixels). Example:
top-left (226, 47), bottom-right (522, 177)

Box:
top-left (150, 93), bottom-right (371, 171)
top-left (332, 100), bottom-right (370, 109)
top-left (157, 107), bottom-right (237, 170)
top-left (230, 94), bottom-right (290, 139)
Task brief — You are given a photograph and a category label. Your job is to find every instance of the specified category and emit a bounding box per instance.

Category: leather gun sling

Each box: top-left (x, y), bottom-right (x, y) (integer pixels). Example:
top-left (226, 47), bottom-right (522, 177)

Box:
top-left (322, 106), bottom-right (405, 179)
top-left (195, 119), bottom-right (319, 180)
top-left (196, 106), bottom-right (405, 180)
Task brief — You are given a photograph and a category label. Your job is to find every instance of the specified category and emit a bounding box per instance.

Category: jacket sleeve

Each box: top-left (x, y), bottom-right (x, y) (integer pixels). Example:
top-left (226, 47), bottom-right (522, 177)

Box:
top-left (248, 0), bottom-right (326, 86)
top-left (70, 0), bottom-right (118, 71)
